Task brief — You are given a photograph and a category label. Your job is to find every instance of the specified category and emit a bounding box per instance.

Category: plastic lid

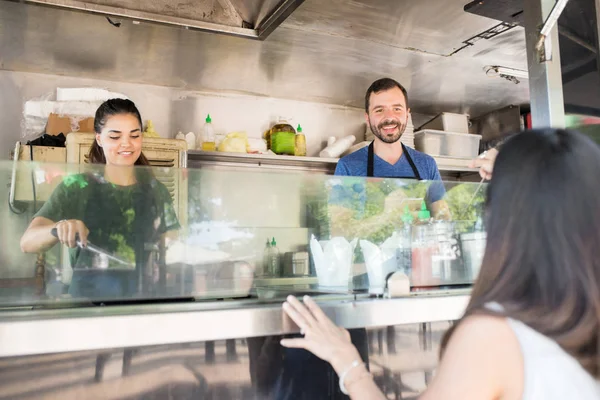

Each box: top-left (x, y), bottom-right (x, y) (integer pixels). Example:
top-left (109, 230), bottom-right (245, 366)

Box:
top-left (297, 124), bottom-right (303, 133)
top-left (271, 237), bottom-right (276, 246)
top-left (206, 114), bottom-right (212, 123)
top-left (401, 206), bottom-right (414, 224)
top-left (417, 201), bottom-right (430, 220)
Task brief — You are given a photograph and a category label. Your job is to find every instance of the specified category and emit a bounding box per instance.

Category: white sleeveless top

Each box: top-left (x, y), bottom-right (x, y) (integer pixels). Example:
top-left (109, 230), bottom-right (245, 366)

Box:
top-left (488, 304), bottom-right (600, 400)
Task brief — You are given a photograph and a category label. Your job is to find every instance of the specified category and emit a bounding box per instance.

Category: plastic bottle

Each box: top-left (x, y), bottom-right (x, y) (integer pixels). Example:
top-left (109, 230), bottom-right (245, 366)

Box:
top-left (268, 237), bottom-right (281, 277)
top-left (270, 117), bottom-right (296, 155)
top-left (201, 114), bottom-right (216, 151)
top-left (411, 201), bottom-right (436, 287)
top-left (319, 135), bottom-right (356, 158)
top-left (396, 206), bottom-right (413, 276)
top-left (185, 132), bottom-right (196, 150)
top-left (295, 124), bottom-right (306, 156)
top-left (259, 238), bottom-right (270, 277)
top-left (175, 131), bottom-right (185, 141)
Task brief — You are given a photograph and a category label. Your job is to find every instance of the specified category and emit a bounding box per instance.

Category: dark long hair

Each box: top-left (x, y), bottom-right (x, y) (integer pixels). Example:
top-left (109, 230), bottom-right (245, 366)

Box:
top-left (88, 98), bottom-right (150, 166)
top-left (443, 129), bottom-right (600, 378)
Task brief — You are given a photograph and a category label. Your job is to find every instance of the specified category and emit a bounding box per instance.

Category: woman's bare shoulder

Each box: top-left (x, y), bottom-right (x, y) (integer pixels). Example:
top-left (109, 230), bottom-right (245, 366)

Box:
top-left (422, 314), bottom-right (523, 400)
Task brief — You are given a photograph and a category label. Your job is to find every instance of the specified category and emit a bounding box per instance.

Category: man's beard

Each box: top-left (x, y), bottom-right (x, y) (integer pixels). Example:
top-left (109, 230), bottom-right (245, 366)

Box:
top-left (369, 117), bottom-right (407, 144)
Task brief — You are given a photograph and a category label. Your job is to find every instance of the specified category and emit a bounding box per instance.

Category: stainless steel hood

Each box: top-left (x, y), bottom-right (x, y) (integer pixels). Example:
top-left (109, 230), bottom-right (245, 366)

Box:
top-left (0, 0), bottom-right (530, 117)
top-left (9, 0), bottom-right (305, 39)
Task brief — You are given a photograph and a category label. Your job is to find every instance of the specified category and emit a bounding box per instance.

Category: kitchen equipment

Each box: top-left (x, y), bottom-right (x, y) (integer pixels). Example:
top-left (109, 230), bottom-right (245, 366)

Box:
top-left (170, 260), bottom-right (254, 299)
top-left (431, 220), bottom-right (460, 281)
top-left (414, 129), bottom-right (481, 159)
top-left (460, 232), bottom-right (487, 279)
top-left (282, 251), bottom-right (310, 276)
top-left (50, 228), bottom-right (133, 267)
top-left (418, 112), bottom-right (470, 133)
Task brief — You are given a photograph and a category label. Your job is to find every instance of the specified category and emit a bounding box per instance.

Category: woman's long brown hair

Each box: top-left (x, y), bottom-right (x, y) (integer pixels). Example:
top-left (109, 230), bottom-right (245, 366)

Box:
top-left (87, 98), bottom-right (150, 166)
top-left (442, 129), bottom-right (600, 378)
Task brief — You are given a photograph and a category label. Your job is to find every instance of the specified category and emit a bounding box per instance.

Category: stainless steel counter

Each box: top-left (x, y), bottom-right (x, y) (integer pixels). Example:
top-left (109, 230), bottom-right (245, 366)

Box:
top-left (0, 290), bottom-right (469, 358)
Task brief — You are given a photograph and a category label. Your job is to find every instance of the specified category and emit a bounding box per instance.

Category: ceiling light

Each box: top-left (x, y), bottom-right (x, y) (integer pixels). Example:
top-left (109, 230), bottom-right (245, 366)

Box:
top-left (484, 66), bottom-right (529, 79)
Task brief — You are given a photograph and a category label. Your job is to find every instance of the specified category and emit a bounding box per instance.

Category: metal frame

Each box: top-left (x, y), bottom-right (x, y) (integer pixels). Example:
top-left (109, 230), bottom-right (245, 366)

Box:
top-left (8, 0), bottom-right (306, 40)
top-left (187, 150), bottom-right (338, 174)
top-left (524, 0), bottom-right (566, 128)
top-left (186, 151), bottom-right (479, 175)
top-left (535, 0), bottom-right (570, 60)
top-left (595, 0), bottom-right (600, 80)
top-left (0, 293), bottom-right (469, 358)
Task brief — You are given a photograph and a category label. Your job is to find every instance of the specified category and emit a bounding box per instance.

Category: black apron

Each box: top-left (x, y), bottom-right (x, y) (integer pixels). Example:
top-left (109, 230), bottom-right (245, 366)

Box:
top-left (367, 141), bottom-right (422, 180)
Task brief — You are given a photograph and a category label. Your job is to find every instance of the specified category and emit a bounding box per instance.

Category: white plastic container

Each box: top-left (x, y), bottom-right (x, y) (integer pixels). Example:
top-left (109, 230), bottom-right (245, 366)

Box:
top-left (414, 129), bottom-right (481, 159)
top-left (418, 113), bottom-right (470, 134)
top-left (185, 132), bottom-right (196, 150)
top-left (319, 135), bottom-right (356, 158)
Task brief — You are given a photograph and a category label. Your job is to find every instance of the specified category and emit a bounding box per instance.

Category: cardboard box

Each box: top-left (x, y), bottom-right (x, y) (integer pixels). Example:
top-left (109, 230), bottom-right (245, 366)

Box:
top-left (45, 113), bottom-right (94, 135)
top-left (78, 117), bottom-right (95, 133)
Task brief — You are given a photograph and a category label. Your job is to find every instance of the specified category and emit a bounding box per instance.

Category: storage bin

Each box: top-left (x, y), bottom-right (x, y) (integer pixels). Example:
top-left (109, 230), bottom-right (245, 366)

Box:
top-left (414, 129), bottom-right (481, 159)
top-left (418, 112), bottom-right (470, 133)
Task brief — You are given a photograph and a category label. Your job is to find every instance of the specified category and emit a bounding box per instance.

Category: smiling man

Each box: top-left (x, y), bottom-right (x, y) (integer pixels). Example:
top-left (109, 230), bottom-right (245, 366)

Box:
top-left (335, 77), bottom-right (448, 217)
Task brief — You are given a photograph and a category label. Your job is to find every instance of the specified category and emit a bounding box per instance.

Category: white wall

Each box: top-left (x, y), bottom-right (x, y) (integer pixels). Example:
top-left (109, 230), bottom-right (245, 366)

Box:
top-left (171, 91), bottom-right (367, 156)
top-left (0, 70), bottom-right (175, 160)
top-left (0, 70), bottom-right (436, 160)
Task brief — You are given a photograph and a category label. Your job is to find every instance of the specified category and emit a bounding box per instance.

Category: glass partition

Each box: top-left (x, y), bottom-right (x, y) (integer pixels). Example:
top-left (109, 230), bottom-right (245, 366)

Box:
top-left (1, 160), bottom-right (487, 307)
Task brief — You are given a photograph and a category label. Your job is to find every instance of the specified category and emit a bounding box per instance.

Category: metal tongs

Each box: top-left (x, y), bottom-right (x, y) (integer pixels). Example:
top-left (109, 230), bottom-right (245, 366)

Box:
top-left (50, 227), bottom-right (133, 267)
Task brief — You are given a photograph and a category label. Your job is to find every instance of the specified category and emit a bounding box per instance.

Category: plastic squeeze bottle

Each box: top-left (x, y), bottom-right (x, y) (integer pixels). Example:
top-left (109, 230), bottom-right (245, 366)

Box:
top-left (295, 124), bottom-right (306, 156)
top-left (269, 237), bottom-right (281, 277)
top-left (411, 201), bottom-right (435, 287)
top-left (259, 238), bottom-right (271, 277)
top-left (201, 114), bottom-right (216, 151)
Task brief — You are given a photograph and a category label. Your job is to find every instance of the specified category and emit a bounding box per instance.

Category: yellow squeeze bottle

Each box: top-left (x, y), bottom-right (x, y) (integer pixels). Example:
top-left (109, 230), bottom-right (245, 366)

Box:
top-left (201, 114), bottom-right (216, 151)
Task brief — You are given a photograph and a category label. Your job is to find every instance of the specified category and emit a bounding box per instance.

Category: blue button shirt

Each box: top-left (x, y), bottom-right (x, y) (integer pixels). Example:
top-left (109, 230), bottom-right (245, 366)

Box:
top-left (334, 145), bottom-right (445, 203)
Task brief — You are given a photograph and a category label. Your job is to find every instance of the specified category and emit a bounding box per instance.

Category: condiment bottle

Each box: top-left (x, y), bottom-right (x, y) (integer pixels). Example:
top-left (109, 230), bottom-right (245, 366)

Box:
top-left (411, 201), bottom-right (436, 287)
top-left (201, 114), bottom-right (216, 151)
top-left (396, 206), bottom-right (413, 276)
top-left (268, 237), bottom-right (281, 277)
top-left (295, 124), bottom-right (306, 156)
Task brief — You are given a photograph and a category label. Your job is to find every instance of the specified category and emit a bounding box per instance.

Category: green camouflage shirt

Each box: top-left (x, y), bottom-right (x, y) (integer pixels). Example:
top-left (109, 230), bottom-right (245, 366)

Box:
top-left (35, 172), bottom-right (180, 269)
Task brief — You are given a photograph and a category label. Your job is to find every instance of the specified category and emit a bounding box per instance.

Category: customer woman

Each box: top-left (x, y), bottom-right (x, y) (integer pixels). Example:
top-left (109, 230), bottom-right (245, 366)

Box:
top-left (281, 128), bottom-right (600, 399)
top-left (20, 99), bottom-right (179, 298)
